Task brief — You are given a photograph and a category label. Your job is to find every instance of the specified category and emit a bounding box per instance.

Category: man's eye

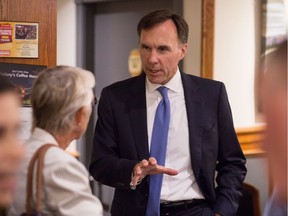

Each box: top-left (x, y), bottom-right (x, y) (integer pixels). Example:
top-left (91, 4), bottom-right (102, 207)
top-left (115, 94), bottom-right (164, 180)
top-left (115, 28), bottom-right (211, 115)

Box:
top-left (0, 126), bottom-right (6, 138)
top-left (158, 47), bottom-right (169, 52)
top-left (142, 45), bottom-right (150, 51)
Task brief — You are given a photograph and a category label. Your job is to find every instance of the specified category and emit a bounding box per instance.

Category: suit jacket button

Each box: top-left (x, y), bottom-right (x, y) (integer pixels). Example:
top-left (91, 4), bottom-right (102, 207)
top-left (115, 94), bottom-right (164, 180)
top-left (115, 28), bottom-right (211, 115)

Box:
top-left (117, 182), bottom-right (124, 187)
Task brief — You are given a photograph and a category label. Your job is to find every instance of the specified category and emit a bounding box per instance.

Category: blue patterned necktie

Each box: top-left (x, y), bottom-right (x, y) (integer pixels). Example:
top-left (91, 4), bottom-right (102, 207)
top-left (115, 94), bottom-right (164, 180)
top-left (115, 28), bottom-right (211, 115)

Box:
top-left (146, 86), bottom-right (170, 216)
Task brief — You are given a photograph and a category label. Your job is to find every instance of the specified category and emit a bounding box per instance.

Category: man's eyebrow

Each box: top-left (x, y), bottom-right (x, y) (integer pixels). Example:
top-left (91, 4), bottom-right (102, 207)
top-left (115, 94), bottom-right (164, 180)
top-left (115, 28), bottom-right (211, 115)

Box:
top-left (158, 45), bottom-right (171, 50)
top-left (140, 43), bottom-right (149, 47)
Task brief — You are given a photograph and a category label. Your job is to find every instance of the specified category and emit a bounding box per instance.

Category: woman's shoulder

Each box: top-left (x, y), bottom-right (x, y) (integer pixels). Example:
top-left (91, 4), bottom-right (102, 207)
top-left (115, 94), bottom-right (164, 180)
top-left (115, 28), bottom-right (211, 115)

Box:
top-left (43, 147), bottom-right (88, 176)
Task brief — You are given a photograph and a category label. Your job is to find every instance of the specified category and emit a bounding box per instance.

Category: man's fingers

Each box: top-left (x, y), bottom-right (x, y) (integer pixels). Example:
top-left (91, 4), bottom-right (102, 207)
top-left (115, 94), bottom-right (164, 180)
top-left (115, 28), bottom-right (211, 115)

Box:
top-left (131, 160), bottom-right (148, 189)
top-left (147, 157), bottom-right (178, 176)
top-left (132, 165), bottom-right (142, 188)
top-left (148, 157), bottom-right (157, 166)
top-left (141, 159), bottom-right (149, 168)
top-left (131, 158), bottom-right (178, 190)
top-left (151, 165), bottom-right (178, 176)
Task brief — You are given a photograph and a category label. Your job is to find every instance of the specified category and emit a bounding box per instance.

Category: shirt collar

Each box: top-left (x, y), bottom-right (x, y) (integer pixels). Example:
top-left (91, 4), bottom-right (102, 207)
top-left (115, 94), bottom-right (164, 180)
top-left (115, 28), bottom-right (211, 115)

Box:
top-left (30, 127), bottom-right (59, 146)
top-left (146, 68), bottom-right (182, 93)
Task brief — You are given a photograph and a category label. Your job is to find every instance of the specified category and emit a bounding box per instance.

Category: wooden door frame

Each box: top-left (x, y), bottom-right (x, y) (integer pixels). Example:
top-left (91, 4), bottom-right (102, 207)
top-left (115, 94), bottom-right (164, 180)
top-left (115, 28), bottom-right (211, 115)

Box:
top-left (201, 0), bottom-right (214, 79)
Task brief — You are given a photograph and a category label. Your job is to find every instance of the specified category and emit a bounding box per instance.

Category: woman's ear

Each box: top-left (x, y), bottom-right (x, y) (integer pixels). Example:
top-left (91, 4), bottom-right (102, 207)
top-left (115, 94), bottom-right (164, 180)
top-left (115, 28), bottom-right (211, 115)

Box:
top-left (75, 106), bottom-right (86, 127)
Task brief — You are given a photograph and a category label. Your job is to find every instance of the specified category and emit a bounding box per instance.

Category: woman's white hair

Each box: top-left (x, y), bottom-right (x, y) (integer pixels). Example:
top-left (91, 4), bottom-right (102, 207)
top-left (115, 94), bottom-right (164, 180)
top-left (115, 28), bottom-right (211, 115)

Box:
top-left (31, 66), bottom-right (95, 135)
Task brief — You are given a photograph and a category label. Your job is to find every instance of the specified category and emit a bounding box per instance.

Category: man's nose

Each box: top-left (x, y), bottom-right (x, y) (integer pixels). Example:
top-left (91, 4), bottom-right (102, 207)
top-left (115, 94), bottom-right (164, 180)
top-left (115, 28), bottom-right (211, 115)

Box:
top-left (147, 50), bottom-right (159, 64)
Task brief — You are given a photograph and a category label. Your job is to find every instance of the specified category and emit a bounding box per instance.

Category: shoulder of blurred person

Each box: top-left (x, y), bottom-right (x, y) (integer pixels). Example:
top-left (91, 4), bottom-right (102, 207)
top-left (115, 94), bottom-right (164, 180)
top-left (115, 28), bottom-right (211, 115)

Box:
top-left (261, 40), bottom-right (287, 216)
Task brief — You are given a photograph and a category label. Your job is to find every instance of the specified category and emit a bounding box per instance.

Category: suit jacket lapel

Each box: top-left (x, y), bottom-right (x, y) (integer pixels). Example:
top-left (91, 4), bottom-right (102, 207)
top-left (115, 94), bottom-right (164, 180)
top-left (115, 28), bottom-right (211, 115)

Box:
top-left (181, 72), bottom-right (203, 181)
top-left (128, 74), bottom-right (150, 160)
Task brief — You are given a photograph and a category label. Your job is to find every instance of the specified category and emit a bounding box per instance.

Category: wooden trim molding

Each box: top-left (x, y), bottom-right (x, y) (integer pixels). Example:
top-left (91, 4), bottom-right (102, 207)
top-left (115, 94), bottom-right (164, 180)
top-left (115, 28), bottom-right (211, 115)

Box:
top-left (236, 125), bottom-right (266, 156)
top-left (201, 0), bottom-right (215, 79)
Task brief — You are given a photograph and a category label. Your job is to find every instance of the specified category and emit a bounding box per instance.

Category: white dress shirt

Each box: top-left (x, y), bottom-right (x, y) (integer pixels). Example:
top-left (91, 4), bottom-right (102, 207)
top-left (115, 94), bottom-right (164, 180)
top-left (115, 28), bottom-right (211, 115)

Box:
top-left (146, 69), bottom-right (204, 201)
top-left (8, 128), bottom-right (103, 216)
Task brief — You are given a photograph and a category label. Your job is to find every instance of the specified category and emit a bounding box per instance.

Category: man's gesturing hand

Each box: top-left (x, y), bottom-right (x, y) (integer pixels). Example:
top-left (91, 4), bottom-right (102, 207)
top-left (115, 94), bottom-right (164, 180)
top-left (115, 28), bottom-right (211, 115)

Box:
top-left (130, 157), bottom-right (178, 190)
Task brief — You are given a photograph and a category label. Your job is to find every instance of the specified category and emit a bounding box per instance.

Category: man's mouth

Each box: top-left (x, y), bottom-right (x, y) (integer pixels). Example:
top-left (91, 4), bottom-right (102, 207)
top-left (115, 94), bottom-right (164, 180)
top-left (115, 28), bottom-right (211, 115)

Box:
top-left (148, 69), bottom-right (161, 74)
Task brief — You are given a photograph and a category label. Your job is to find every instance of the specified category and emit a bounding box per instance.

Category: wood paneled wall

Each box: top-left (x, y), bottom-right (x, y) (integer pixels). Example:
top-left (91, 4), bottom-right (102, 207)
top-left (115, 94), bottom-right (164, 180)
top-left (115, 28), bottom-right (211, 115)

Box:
top-left (236, 125), bottom-right (266, 156)
top-left (0, 0), bottom-right (56, 67)
top-left (201, 0), bottom-right (214, 79)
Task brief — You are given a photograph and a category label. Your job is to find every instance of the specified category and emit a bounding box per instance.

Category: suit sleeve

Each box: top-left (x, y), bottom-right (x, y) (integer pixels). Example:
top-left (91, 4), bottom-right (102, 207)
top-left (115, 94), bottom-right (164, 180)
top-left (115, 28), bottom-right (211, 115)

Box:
top-left (213, 83), bottom-right (247, 215)
top-left (89, 88), bottom-right (138, 190)
top-left (44, 148), bottom-right (103, 216)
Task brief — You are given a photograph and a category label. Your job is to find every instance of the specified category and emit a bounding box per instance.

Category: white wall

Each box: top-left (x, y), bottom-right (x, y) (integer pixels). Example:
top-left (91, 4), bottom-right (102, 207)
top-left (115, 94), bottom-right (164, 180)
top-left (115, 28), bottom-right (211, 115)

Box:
top-left (214, 0), bottom-right (260, 128)
top-left (57, 0), bottom-right (76, 66)
top-left (214, 1), bottom-right (269, 212)
top-left (184, 0), bottom-right (262, 128)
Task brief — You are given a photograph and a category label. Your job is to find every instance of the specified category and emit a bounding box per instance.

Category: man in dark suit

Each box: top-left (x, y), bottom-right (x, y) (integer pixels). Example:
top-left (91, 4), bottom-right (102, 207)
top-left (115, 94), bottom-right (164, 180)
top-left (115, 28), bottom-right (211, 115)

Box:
top-left (90, 9), bottom-right (246, 216)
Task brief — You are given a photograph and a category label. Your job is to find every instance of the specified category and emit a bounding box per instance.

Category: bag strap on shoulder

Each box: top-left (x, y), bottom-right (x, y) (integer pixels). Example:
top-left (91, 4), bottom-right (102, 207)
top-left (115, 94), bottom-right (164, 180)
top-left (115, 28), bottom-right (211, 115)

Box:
top-left (25, 144), bottom-right (56, 214)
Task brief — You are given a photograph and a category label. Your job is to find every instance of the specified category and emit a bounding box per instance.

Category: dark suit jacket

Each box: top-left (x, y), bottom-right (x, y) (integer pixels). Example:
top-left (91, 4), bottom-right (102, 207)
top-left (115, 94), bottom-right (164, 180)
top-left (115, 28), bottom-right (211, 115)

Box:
top-left (89, 72), bottom-right (247, 216)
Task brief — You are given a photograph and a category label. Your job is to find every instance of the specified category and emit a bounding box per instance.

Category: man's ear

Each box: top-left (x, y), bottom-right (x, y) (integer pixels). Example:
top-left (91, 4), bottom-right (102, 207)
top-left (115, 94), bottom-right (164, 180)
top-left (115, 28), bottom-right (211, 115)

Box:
top-left (179, 43), bottom-right (188, 60)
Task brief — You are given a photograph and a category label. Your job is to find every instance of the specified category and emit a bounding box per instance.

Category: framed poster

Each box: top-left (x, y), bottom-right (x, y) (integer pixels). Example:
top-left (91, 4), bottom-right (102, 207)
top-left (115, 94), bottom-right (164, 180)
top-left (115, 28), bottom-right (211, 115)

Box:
top-left (0, 63), bottom-right (46, 141)
top-left (0, 62), bottom-right (46, 106)
top-left (0, 21), bottom-right (39, 58)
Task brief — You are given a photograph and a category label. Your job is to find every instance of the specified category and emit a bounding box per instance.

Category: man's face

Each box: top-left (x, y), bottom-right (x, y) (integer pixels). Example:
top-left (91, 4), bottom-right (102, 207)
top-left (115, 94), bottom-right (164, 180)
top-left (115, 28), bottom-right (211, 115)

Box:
top-left (139, 19), bottom-right (187, 85)
top-left (0, 92), bottom-right (23, 206)
top-left (262, 70), bottom-right (287, 155)
top-left (261, 64), bottom-right (287, 199)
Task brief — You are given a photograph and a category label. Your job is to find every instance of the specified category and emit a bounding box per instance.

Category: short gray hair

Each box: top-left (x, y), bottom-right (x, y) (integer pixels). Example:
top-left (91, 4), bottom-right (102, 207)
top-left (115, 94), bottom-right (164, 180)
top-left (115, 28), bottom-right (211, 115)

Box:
top-left (31, 66), bottom-right (95, 135)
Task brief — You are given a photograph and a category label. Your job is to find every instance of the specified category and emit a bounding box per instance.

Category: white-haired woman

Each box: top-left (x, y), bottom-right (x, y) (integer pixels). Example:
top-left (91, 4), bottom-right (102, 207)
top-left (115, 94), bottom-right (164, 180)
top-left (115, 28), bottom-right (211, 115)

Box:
top-left (8, 66), bottom-right (103, 216)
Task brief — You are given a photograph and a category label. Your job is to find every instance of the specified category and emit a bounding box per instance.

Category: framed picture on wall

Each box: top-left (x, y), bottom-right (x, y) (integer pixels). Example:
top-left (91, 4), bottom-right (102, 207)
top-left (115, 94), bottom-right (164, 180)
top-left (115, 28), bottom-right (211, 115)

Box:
top-left (0, 62), bottom-right (46, 141)
top-left (0, 21), bottom-right (39, 58)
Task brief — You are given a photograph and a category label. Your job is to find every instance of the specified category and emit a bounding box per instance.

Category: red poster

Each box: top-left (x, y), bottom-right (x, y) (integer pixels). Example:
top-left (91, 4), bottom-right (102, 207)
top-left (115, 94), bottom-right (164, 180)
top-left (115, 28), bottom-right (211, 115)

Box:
top-left (0, 23), bottom-right (12, 44)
